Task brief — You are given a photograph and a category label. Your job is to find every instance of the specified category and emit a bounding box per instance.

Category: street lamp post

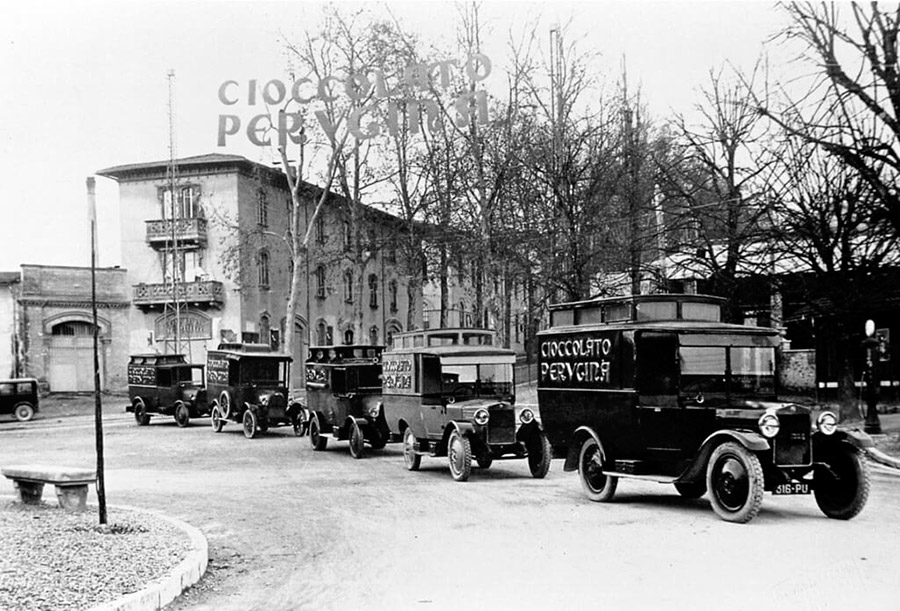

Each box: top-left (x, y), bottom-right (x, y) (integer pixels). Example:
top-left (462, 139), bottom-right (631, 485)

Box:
top-left (862, 319), bottom-right (883, 435)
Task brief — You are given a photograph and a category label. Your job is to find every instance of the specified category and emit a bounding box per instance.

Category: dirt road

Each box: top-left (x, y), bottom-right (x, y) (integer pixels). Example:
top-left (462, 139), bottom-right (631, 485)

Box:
top-left (2, 400), bottom-right (900, 611)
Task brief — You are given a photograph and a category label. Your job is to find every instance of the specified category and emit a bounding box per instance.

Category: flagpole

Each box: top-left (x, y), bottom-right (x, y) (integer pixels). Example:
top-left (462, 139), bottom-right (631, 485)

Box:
top-left (87, 176), bottom-right (107, 525)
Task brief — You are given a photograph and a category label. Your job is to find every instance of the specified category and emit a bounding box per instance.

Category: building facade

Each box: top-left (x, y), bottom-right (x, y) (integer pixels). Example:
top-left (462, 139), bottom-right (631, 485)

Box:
top-left (0, 272), bottom-right (21, 378)
top-left (16, 265), bottom-right (130, 391)
top-left (98, 153), bottom-right (415, 390)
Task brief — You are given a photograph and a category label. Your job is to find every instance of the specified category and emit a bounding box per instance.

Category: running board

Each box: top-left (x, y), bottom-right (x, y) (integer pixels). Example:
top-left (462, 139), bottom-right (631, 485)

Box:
top-left (603, 471), bottom-right (680, 484)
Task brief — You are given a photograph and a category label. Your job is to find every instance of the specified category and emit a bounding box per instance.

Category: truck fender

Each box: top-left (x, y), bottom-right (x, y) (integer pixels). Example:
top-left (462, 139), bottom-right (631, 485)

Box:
top-left (346, 416), bottom-right (369, 433)
top-left (446, 420), bottom-right (477, 437)
top-left (443, 421), bottom-right (477, 449)
top-left (678, 430), bottom-right (771, 483)
top-left (813, 428), bottom-right (874, 453)
top-left (563, 426), bottom-right (606, 473)
top-left (516, 420), bottom-right (545, 444)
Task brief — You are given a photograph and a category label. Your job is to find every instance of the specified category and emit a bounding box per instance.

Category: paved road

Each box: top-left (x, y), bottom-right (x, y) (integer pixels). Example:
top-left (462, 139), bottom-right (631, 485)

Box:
top-left (2, 408), bottom-right (900, 611)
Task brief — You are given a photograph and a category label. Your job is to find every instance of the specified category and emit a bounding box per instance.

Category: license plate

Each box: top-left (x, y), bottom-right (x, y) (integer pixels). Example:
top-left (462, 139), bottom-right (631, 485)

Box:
top-left (773, 482), bottom-right (810, 495)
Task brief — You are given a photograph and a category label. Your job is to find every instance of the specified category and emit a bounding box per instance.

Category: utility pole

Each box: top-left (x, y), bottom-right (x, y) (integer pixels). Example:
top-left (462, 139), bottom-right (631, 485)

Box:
top-left (164, 69), bottom-right (188, 358)
top-left (622, 61), bottom-right (642, 296)
top-left (87, 177), bottom-right (107, 525)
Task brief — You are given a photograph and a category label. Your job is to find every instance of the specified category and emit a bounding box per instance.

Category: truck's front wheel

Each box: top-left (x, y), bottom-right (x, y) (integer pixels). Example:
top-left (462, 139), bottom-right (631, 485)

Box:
top-left (448, 430), bottom-right (472, 482)
top-left (814, 446), bottom-right (870, 520)
top-left (706, 442), bottom-right (764, 523)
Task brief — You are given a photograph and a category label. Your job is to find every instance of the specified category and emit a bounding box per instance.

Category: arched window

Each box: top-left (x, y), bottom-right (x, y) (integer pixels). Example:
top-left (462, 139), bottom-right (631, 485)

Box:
top-left (315, 265), bottom-right (326, 299)
top-left (316, 319), bottom-right (332, 346)
top-left (343, 269), bottom-right (354, 303)
top-left (389, 279), bottom-right (398, 313)
top-left (385, 320), bottom-right (402, 347)
top-left (260, 314), bottom-right (271, 347)
top-left (368, 274), bottom-right (378, 308)
top-left (343, 221), bottom-right (352, 252)
top-left (459, 300), bottom-right (467, 327)
top-left (344, 329), bottom-right (354, 344)
top-left (52, 321), bottom-right (95, 336)
top-left (316, 213), bottom-right (327, 244)
top-left (257, 190), bottom-right (268, 227)
top-left (369, 325), bottom-right (379, 345)
top-left (258, 250), bottom-right (270, 288)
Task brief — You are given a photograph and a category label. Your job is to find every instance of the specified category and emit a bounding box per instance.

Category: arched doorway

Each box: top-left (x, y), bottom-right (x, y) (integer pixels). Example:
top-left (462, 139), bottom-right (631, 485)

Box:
top-left (47, 319), bottom-right (104, 392)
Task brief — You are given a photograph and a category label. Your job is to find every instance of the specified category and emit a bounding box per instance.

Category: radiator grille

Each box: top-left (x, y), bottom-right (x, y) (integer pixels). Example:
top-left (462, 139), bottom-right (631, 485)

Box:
top-left (773, 413), bottom-right (811, 466)
top-left (487, 407), bottom-right (516, 444)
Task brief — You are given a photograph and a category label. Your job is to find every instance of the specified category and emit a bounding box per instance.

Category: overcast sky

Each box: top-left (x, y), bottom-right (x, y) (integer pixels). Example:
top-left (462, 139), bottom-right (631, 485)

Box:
top-left (0, 0), bottom-right (792, 272)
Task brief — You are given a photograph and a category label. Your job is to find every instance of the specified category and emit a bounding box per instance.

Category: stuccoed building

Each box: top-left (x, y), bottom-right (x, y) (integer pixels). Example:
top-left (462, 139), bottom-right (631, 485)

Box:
top-left (98, 153), bottom-right (415, 390)
top-left (16, 265), bottom-right (130, 392)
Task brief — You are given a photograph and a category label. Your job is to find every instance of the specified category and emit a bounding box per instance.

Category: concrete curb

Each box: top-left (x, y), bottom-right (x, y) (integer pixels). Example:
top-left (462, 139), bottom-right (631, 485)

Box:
top-left (89, 505), bottom-right (208, 611)
top-left (865, 447), bottom-right (900, 471)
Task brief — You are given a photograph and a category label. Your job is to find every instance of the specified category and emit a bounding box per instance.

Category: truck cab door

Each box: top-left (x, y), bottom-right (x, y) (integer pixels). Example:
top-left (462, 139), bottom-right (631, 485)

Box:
top-left (636, 331), bottom-right (706, 457)
top-left (420, 355), bottom-right (445, 439)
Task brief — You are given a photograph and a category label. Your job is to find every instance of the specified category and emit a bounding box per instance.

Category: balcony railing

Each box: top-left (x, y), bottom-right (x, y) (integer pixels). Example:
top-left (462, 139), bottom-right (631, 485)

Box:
top-left (145, 218), bottom-right (207, 248)
top-left (133, 280), bottom-right (224, 309)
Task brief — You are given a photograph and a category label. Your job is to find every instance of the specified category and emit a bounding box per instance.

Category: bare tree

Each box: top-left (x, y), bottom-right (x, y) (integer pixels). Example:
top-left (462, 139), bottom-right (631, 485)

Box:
top-left (762, 1), bottom-right (900, 238)
top-left (765, 129), bottom-right (899, 418)
top-left (659, 64), bottom-right (778, 321)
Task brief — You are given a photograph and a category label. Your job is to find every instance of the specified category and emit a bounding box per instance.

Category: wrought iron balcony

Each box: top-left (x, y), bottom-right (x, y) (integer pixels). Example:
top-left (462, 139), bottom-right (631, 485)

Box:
top-left (145, 218), bottom-right (207, 248)
top-left (133, 280), bottom-right (224, 309)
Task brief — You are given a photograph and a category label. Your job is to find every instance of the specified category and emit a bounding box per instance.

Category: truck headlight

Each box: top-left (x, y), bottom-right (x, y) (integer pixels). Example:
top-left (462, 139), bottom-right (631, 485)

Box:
top-left (260, 395), bottom-right (269, 407)
top-left (520, 408), bottom-right (535, 425)
top-left (817, 411), bottom-right (837, 435)
top-left (758, 413), bottom-right (780, 438)
top-left (368, 403), bottom-right (382, 419)
top-left (473, 408), bottom-right (490, 426)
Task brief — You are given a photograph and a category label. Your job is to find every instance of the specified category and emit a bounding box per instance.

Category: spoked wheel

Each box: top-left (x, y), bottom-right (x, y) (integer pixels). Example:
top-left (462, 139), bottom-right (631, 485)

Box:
top-left (133, 400), bottom-right (150, 426)
top-left (447, 429), bottom-right (472, 482)
top-left (674, 481), bottom-right (707, 499)
top-left (14, 402), bottom-right (35, 422)
top-left (292, 408), bottom-right (308, 437)
top-left (210, 406), bottom-right (224, 432)
top-left (174, 402), bottom-right (190, 428)
top-left (349, 420), bottom-right (366, 459)
top-left (578, 437), bottom-right (617, 502)
top-left (527, 432), bottom-right (552, 479)
top-left (242, 409), bottom-right (258, 439)
top-left (403, 428), bottom-right (421, 471)
top-left (218, 391), bottom-right (232, 419)
top-left (309, 414), bottom-right (327, 451)
top-left (706, 442), bottom-right (764, 523)
top-left (814, 446), bottom-right (870, 520)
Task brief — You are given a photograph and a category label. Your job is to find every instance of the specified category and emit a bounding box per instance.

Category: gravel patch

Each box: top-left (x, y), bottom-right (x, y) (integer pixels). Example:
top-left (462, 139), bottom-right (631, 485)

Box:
top-left (0, 499), bottom-right (192, 611)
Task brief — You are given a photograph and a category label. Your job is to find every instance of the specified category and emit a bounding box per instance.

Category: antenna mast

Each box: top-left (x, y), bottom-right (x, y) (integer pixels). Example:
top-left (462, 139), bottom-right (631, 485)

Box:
top-left (164, 69), bottom-right (189, 357)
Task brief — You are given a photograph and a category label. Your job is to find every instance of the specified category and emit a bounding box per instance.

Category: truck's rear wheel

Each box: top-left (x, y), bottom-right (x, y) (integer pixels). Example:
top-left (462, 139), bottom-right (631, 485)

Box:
top-left (403, 428), bottom-right (421, 471)
top-left (578, 437), bottom-right (617, 501)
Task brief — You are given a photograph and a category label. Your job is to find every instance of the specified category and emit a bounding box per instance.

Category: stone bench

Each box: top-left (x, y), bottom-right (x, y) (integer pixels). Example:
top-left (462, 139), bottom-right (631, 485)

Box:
top-left (2, 465), bottom-right (97, 512)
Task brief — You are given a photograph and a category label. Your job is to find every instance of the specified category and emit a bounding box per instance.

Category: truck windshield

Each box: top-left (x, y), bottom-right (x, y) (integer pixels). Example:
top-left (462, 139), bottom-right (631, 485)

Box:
top-left (441, 362), bottom-right (513, 398)
top-left (679, 345), bottom-right (775, 396)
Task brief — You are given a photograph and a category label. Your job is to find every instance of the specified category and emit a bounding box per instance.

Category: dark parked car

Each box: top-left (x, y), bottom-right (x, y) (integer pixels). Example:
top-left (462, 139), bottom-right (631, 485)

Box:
top-left (381, 328), bottom-right (551, 482)
top-left (0, 378), bottom-right (39, 422)
top-left (126, 354), bottom-right (208, 427)
top-left (207, 343), bottom-right (306, 439)
top-left (306, 344), bottom-right (387, 458)
top-left (537, 293), bottom-right (872, 523)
